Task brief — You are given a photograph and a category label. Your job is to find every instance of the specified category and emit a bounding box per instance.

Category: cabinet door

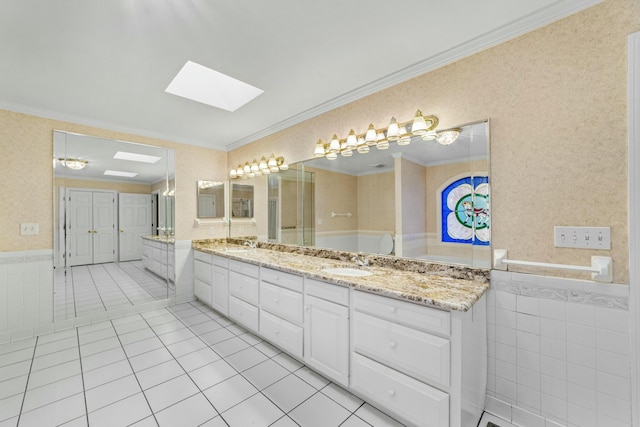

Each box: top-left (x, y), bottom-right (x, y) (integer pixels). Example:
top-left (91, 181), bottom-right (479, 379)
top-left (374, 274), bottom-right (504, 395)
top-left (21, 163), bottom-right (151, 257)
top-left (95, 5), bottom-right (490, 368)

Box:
top-left (304, 294), bottom-right (349, 386)
top-left (194, 279), bottom-right (212, 305)
top-left (212, 265), bottom-right (229, 315)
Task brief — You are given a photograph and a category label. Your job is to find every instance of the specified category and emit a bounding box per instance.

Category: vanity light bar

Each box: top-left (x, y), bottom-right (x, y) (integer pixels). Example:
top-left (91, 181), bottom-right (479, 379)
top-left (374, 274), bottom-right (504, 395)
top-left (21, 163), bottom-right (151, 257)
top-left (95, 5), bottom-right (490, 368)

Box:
top-left (313, 110), bottom-right (462, 159)
top-left (230, 154), bottom-right (288, 179)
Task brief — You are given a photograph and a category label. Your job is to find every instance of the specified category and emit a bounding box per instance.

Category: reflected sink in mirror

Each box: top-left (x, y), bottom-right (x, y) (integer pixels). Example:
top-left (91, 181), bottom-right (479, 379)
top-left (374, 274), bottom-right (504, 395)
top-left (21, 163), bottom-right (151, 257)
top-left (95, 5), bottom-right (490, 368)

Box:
top-left (321, 267), bottom-right (372, 277)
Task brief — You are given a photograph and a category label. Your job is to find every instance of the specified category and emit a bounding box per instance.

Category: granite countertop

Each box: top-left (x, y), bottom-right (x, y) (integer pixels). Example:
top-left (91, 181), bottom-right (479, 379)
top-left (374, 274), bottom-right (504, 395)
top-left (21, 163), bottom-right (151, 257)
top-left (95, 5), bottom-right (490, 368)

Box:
top-left (192, 240), bottom-right (489, 312)
top-left (142, 235), bottom-right (175, 244)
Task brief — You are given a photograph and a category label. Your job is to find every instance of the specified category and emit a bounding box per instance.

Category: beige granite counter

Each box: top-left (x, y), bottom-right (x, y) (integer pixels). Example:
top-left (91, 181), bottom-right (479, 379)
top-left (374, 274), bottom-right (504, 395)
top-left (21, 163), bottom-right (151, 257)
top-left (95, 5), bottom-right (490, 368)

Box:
top-left (192, 239), bottom-right (489, 312)
top-left (142, 235), bottom-right (175, 244)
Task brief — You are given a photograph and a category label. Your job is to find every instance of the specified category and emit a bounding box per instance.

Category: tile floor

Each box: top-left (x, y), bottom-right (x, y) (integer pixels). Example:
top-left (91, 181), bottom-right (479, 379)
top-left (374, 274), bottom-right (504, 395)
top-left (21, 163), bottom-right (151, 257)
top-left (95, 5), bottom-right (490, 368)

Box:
top-left (0, 300), bottom-right (406, 426)
top-left (54, 262), bottom-right (175, 321)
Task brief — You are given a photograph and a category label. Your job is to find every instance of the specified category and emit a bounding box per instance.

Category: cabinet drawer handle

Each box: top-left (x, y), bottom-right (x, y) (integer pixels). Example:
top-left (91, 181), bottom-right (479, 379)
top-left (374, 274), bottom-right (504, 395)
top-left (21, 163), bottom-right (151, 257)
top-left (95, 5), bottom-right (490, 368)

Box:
top-left (274, 298), bottom-right (280, 303)
top-left (388, 390), bottom-right (396, 397)
top-left (274, 330), bottom-right (279, 335)
top-left (389, 342), bottom-right (397, 349)
top-left (389, 307), bottom-right (396, 313)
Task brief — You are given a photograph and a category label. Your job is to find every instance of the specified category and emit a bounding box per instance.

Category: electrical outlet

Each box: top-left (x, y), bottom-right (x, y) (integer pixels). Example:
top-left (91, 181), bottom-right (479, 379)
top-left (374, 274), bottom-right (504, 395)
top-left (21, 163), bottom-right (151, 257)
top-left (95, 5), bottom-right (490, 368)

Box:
top-left (554, 226), bottom-right (611, 250)
top-left (20, 223), bottom-right (39, 235)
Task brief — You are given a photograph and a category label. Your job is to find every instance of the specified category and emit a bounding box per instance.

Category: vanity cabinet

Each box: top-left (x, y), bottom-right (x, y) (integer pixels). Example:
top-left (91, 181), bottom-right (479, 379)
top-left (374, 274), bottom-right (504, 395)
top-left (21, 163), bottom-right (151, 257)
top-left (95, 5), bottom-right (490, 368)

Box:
top-left (228, 259), bottom-right (260, 332)
top-left (142, 237), bottom-right (174, 282)
top-left (191, 250), bottom-right (486, 427)
top-left (303, 278), bottom-right (350, 387)
top-left (259, 268), bottom-right (304, 358)
top-left (211, 262), bottom-right (229, 315)
top-left (193, 251), bottom-right (213, 305)
top-left (351, 291), bottom-right (486, 427)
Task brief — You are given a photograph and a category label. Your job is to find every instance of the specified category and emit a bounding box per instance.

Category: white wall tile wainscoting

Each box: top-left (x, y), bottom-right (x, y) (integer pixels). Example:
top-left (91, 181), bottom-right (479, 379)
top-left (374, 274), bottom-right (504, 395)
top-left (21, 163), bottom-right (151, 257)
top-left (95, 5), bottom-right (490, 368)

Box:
top-left (485, 270), bottom-right (631, 427)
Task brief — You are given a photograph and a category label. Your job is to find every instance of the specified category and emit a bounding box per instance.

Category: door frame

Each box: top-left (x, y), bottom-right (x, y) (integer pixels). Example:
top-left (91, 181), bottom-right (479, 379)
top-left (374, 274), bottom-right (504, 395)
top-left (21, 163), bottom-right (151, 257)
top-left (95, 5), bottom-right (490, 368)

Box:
top-left (627, 31), bottom-right (639, 426)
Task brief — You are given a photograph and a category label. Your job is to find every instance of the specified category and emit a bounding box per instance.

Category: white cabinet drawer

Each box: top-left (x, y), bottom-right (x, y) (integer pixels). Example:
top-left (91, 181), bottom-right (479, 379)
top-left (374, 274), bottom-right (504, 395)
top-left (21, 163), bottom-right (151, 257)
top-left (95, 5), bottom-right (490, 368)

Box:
top-left (353, 291), bottom-right (450, 337)
top-left (305, 278), bottom-right (349, 306)
top-left (194, 250), bottom-right (213, 263)
top-left (229, 259), bottom-right (259, 277)
top-left (260, 282), bottom-right (303, 324)
top-left (229, 296), bottom-right (259, 332)
top-left (353, 311), bottom-right (450, 388)
top-left (194, 259), bottom-right (213, 284)
top-left (229, 271), bottom-right (259, 305)
top-left (194, 279), bottom-right (212, 305)
top-left (211, 254), bottom-right (229, 268)
top-left (261, 268), bottom-right (303, 292)
top-left (259, 310), bottom-right (303, 358)
top-left (351, 353), bottom-right (449, 427)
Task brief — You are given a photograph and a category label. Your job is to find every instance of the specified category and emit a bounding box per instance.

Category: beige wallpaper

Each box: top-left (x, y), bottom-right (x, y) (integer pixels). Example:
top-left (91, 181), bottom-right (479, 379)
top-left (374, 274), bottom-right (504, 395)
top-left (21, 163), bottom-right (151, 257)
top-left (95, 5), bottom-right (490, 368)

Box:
top-left (228, 0), bottom-right (639, 283)
top-left (398, 158), bottom-right (427, 236)
top-left (308, 167), bottom-right (358, 233)
top-left (0, 109), bottom-right (227, 252)
top-left (357, 172), bottom-right (394, 232)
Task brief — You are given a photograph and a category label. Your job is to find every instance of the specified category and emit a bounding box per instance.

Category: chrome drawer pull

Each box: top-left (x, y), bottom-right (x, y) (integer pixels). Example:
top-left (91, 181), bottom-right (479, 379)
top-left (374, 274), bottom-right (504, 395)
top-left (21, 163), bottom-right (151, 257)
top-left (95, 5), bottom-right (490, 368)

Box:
top-left (389, 342), bottom-right (397, 349)
top-left (388, 390), bottom-right (396, 397)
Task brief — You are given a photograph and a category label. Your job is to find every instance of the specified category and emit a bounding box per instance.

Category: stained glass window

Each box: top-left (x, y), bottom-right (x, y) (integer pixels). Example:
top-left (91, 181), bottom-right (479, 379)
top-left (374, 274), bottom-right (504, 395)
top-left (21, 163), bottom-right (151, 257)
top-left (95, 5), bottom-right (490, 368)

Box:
top-left (441, 176), bottom-right (490, 246)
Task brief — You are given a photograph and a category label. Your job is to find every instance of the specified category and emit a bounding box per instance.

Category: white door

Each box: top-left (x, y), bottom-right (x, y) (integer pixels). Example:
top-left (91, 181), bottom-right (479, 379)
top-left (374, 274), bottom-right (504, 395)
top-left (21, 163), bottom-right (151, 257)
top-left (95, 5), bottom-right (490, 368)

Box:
top-left (119, 193), bottom-right (152, 262)
top-left (68, 190), bottom-right (115, 266)
top-left (93, 192), bottom-right (115, 264)
top-left (68, 190), bottom-right (93, 266)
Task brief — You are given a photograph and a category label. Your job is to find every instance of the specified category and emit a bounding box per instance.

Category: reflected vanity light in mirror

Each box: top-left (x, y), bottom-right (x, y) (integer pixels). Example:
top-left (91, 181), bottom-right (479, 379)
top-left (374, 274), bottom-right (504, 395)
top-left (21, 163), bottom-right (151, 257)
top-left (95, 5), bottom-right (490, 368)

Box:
top-left (58, 158), bottom-right (88, 170)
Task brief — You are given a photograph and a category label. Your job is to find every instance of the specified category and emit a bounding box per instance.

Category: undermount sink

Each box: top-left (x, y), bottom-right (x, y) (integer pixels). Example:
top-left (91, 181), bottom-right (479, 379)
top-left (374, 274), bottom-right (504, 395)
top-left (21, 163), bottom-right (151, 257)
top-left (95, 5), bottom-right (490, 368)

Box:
top-left (321, 267), bottom-right (372, 277)
top-left (223, 248), bottom-right (251, 253)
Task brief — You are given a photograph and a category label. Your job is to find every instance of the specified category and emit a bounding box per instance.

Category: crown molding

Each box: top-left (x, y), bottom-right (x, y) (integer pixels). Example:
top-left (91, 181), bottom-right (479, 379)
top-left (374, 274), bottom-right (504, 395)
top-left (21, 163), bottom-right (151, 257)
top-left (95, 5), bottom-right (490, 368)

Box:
top-left (226, 0), bottom-right (602, 151)
top-left (0, 101), bottom-right (224, 151)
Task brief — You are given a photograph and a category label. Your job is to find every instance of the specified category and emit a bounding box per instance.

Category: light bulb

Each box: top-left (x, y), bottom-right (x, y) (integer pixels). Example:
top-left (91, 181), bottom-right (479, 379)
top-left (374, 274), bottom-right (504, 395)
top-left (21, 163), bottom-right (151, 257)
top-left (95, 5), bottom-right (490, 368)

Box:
top-left (346, 129), bottom-right (357, 150)
top-left (326, 152), bottom-right (338, 160)
top-left (230, 169), bottom-right (237, 179)
top-left (314, 139), bottom-right (325, 157)
top-left (387, 117), bottom-right (400, 141)
top-left (243, 162), bottom-right (251, 174)
top-left (251, 160), bottom-right (259, 172)
top-left (236, 164), bottom-right (244, 177)
top-left (329, 134), bottom-right (340, 153)
top-left (411, 110), bottom-right (428, 135)
top-left (365, 123), bottom-right (377, 146)
top-left (259, 156), bottom-right (269, 170)
top-left (267, 154), bottom-right (277, 168)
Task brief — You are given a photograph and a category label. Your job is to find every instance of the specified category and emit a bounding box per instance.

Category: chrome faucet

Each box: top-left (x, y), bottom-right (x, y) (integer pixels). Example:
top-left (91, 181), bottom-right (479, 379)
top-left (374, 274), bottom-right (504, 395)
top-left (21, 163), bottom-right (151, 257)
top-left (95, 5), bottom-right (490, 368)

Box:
top-left (244, 241), bottom-right (257, 250)
top-left (351, 253), bottom-right (369, 267)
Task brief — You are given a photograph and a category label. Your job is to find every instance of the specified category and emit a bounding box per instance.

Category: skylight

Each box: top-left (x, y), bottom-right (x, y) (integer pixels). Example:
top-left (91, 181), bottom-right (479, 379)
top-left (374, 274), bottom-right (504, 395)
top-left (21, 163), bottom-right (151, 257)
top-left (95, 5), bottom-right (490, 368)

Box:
top-left (165, 60), bottom-right (264, 112)
top-left (104, 170), bottom-right (138, 178)
top-left (114, 151), bottom-right (161, 164)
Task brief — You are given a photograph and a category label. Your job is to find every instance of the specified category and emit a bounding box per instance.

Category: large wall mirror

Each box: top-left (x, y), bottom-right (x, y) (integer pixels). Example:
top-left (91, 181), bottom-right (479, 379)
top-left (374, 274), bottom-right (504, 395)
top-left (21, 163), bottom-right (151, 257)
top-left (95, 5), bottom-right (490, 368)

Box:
top-left (53, 131), bottom-right (176, 321)
top-left (266, 120), bottom-right (490, 268)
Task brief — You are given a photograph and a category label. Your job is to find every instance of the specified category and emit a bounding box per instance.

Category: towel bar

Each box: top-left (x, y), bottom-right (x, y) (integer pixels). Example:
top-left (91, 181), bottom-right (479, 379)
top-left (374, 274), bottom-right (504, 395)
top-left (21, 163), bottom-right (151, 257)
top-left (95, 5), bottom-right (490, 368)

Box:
top-left (493, 249), bottom-right (613, 283)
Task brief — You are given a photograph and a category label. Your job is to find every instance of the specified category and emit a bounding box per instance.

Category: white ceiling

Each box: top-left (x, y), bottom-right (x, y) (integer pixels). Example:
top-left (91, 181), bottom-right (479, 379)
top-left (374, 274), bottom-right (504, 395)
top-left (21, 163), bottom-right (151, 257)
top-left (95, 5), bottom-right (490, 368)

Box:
top-left (0, 0), bottom-right (599, 151)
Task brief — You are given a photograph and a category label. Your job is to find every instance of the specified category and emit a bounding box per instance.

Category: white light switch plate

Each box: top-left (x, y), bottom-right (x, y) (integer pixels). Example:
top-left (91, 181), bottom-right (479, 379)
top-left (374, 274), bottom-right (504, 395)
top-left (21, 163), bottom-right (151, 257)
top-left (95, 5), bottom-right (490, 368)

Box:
top-left (554, 226), bottom-right (611, 250)
top-left (20, 223), bottom-right (39, 235)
